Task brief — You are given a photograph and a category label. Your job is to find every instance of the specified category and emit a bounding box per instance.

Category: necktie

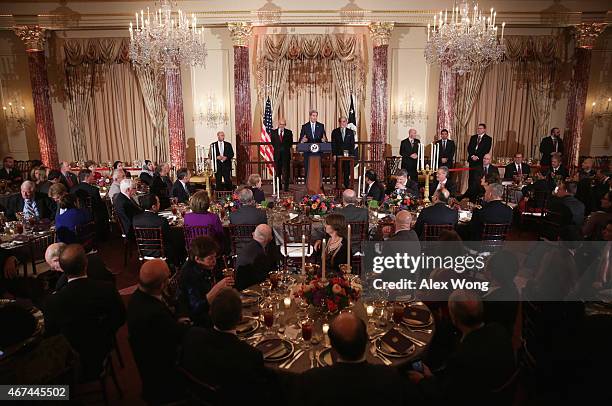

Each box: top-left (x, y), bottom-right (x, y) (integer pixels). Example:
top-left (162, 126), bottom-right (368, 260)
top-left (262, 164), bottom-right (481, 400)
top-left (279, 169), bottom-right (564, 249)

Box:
top-left (517, 164), bottom-right (522, 175)
top-left (24, 199), bottom-right (35, 219)
top-left (476, 136), bottom-right (482, 149)
top-left (219, 142), bottom-right (223, 156)
top-left (484, 166), bottom-right (488, 175)
top-left (341, 128), bottom-right (345, 142)
top-left (280, 130), bottom-right (283, 139)
top-left (553, 138), bottom-right (558, 152)
top-left (311, 123), bottom-right (316, 137)
top-left (442, 140), bottom-right (446, 151)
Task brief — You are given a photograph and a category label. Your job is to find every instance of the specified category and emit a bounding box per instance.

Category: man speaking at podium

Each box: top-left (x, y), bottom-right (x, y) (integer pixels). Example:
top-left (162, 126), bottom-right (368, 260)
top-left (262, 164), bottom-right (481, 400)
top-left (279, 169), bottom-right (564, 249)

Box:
top-left (300, 109), bottom-right (327, 177)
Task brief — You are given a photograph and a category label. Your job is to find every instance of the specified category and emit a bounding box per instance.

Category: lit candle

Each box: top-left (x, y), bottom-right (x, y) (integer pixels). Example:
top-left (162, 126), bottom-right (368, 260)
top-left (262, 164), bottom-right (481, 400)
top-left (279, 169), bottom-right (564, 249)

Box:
top-left (433, 15), bottom-right (437, 31)
top-left (357, 175), bottom-right (361, 198)
top-left (366, 305), bottom-right (374, 317)
top-left (493, 11), bottom-right (496, 26)
top-left (277, 177), bottom-right (280, 199)
top-left (272, 166), bottom-right (276, 196)
top-left (347, 224), bottom-right (351, 268)
top-left (283, 297), bottom-right (291, 309)
top-left (501, 22), bottom-right (505, 40)
top-left (427, 24), bottom-right (430, 41)
top-left (322, 323), bottom-right (330, 346)
top-left (301, 234), bottom-right (306, 274)
top-left (135, 12), bottom-right (139, 30)
top-left (322, 238), bottom-right (326, 281)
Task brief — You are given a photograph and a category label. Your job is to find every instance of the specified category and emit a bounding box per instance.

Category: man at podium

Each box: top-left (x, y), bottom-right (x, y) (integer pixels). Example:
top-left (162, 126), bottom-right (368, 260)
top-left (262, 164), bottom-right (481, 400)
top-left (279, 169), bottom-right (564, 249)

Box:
top-left (331, 116), bottom-right (355, 189)
top-left (299, 109), bottom-right (327, 177)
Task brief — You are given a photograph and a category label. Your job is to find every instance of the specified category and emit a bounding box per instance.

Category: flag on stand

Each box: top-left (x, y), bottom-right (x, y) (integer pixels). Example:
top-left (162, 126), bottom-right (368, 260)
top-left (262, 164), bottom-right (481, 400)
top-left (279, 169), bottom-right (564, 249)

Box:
top-left (348, 94), bottom-right (356, 126)
top-left (260, 97), bottom-right (275, 176)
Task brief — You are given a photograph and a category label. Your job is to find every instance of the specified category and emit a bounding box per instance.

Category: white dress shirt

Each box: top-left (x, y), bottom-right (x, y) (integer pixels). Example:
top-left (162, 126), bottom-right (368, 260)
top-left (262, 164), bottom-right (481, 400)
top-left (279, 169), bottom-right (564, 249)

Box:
top-left (218, 141), bottom-right (224, 156)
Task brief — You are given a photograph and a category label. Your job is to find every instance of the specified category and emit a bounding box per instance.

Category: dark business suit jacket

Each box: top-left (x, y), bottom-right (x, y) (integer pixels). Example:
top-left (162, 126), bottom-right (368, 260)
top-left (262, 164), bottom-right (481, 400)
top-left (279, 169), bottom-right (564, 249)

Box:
top-left (248, 187), bottom-right (265, 204)
top-left (467, 134), bottom-right (493, 167)
top-left (436, 139), bottom-right (456, 168)
top-left (229, 205), bottom-right (267, 225)
top-left (139, 171), bottom-right (153, 186)
top-left (55, 208), bottom-right (91, 244)
top-left (112, 192), bottom-right (143, 237)
top-left (414, 203), bottom-right (458, 237)
top-left (430, 178), bottom-right (458, 198)
top-left (364, 181), bottom-right (385, 203)
top-left (331, 127), bottom-right (355, 156)
top-left (270, 128), bottom-right (294, 162)
top-left (211, 141), bottom-right (234, 173)
top-left (235, 239), bottom-right (280, 290)
top-left (470, 200), bottom-right (513, 240)
top-left (55, 253), bottom-right (114, 292)
top-left (171, 180), bottom-right (191, 204)
top-left (150, 174), bottom-right (173, 209)
top-left (539, 136), bottom-right (564, 166)
top-left (548, 165), bottom-right (569, 182)
top-left (60, 171), bottom-right (78, 189)
top-left (385, 178), bottom-right (419, 196)
top-left (132, 210), bottom-right (174, 259)
top-left (177, 260), bottom-right (221, 326)
top-left (128, 289), bottom-right (190, 403)
top-left (300, 121), bottom-right (326, 142)
top-left (5, 192), bottom-right (55, 221)
top-left (389, 229), bottom-right (420, 243)
top-left (479, 164), bottom-right (499, 178)
top-left (71, 182), bottom-right (109, 235)
top-left (399, 138), bottom-right (420, 180)
top-left (0, 167), bottom-right (22, 184)
top-left (333, 204), bottom-right (369, 223)
top-left (547, 195), bottom-right (585, 227)
top-left (43, 278), bottom-right (125, 380)
top-left (503, 162), bottom-right (531, 180)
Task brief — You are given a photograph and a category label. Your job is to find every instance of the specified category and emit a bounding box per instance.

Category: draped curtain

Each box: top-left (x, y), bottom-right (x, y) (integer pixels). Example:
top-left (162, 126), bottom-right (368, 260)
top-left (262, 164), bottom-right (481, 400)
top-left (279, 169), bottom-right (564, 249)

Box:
top-left (135, 67), bottom-right (169, 164)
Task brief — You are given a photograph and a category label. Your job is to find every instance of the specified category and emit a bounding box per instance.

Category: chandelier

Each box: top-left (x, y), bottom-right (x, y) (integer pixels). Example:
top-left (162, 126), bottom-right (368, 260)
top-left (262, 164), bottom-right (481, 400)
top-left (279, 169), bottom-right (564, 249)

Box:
top-left (392, 95), bottom-right (427, 127)
top-left (591, 95), bottom-right (612, 127)
top-left (2, 102), bottom-right (27, 130)
top-left (129, 0), bottom-right (207, 70)
top-left (424, 1), bottom-right (506, 75)
top-left (194, 95), bottom-right (228, 128)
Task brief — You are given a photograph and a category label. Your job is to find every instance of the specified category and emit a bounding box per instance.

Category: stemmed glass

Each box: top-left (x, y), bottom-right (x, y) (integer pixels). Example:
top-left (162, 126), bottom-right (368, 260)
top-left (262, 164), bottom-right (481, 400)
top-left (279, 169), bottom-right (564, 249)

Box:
top-left (391, 302), bottom-right (405, 329)
top-left (300, 317), bottom-right (313, 350)
top-left (261, 301), bottom-right (275, 336)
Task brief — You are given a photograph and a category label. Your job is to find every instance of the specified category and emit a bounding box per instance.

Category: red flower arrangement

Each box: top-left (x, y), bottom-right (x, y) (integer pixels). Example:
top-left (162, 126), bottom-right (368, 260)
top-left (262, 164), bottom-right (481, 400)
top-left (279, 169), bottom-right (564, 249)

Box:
top-left (296, 276), bottom-right (360, 313)
top-left (301, 194), bottom-right (335, 216)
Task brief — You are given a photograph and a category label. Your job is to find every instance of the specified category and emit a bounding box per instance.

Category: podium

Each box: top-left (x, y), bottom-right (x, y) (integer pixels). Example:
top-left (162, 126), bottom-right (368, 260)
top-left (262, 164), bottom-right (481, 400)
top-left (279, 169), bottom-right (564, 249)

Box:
top-left (297, 143), bottom-right (332, 195)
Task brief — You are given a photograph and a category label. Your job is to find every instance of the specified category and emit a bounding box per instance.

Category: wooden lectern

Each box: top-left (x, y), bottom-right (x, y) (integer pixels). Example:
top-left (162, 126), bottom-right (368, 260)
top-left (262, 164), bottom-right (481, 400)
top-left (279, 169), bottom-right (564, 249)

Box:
top-left (297, 143), bottom-right (332, 195)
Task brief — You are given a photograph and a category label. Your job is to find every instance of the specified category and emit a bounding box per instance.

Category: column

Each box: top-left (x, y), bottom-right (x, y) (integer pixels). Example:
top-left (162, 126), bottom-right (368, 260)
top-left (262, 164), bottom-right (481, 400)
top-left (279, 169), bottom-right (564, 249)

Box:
top-left (564, 23), bottom-right (607, 168)
top-left (369, 22), bottom-right (394, 178)
top-left (165, 67), bottom-right (187, 169)
top-left (13, 25), bottom-right (58, 168)
top-left (228, 22), bottom-right (253, 183)
top-left (436, 66), bottom-right (456, 136)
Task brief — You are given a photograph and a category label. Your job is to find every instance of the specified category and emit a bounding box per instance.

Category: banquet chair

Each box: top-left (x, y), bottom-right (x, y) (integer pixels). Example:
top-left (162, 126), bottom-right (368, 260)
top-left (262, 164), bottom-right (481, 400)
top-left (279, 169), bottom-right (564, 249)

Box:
top-left (184, 224), bottom-right (216, 248)
top-left (75, 221), bottom-right (97, 253)
top-left (423, 224), bottom-right (455, 241)
top-left (228, 224), bottom-right (258, 256)
top-left (347, 221), bottom-right (368, 273)
top-left (214, 190), bottom-right (234, 202)
top-left (104, 198), bottom-right (116, 232)
top-left (28, 231), bottom-right (56, 276)
top-left (134, 227), bottom-right (166, 261)
top-left (281, 220), bottom-right (313, 268)
top-left (481, 223), bottom-right (512, 252)
top-left (176, 366), bottom-right (218, 405)
top-left (113, 212), bottom-right (131, 266)
top-left (376, 217), bottom-right (395, 240)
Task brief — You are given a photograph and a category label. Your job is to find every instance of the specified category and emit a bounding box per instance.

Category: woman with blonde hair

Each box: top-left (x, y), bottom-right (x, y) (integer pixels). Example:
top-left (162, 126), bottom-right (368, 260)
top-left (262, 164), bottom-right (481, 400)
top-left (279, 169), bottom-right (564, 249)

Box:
top-left (247, 173), bottom-right (265, 204)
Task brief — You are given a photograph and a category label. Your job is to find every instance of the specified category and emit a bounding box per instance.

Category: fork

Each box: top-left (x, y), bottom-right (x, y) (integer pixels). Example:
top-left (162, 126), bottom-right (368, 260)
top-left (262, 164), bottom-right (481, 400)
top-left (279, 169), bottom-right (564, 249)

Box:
top-left (309, 349), bottom-right (316, 368)
top-left (369, 344), bottom-right (392, 366)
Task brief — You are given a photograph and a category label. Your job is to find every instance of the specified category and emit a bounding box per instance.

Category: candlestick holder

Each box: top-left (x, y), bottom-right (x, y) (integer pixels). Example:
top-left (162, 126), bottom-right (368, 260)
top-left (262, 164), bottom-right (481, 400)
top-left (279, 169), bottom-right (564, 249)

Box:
top-left (420, 164), bottom-right (433, 204)
top-left (202, 158), bottom-right (214, 199)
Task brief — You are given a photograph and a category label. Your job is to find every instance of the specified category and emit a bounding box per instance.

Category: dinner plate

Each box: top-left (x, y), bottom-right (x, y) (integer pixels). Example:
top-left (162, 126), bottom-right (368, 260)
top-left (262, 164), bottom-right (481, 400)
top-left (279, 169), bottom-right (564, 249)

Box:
top-left (317, 347), bottom-right (338, 367)
top-left (374, 337), bottom-right (415, 358)
top-left (240, 290), bottom-right (262, 307)
top-left (255, 338), bottom-right (294, 362)
top-left (235, 317), bottom-right (260, 337)
top-left (402, 307), bottom-right (434, 328)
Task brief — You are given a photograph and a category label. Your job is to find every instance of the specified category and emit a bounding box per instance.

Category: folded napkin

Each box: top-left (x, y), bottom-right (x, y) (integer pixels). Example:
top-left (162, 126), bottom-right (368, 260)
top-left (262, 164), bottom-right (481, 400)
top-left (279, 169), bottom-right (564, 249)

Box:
top-left (381, 329), bottom-right (413, 354)
top-left (236, 319), bottom-right (256, 334)
top-left (258, 340), bottom-right (288, 359)
top-left (403, 307), bottom-right (431, 325)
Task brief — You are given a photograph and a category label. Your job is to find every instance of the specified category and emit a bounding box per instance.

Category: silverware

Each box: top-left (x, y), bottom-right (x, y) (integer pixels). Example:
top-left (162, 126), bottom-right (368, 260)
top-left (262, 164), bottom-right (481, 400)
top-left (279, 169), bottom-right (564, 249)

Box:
top-left (278, 349), bottom-right (301, 368)
top-left (309, 349), bottom-right (315, 368)
top-left (397, 328), bottom-right (426, 347)
top-left (369, 343), bottom-right (392, 366)
top-left (282, 349), bottom-right (305, 369)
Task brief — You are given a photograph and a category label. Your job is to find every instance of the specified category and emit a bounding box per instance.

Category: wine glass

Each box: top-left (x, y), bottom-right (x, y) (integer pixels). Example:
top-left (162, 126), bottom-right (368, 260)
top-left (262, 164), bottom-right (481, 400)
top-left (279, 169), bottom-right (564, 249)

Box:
top-left (262, 302), bottom-right (275, 336)
top-left (300, 317), bottom-right (313, 350)
top-left (392, 302), bottom-right (405, 329)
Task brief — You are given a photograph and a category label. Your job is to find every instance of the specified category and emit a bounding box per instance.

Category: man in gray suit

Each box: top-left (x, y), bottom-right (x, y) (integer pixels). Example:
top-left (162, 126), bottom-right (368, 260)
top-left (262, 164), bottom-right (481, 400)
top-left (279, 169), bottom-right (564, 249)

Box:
top-left (229, 188), bottom-right (267, 226)
top-left (333, 189), bottom-right (368, 223)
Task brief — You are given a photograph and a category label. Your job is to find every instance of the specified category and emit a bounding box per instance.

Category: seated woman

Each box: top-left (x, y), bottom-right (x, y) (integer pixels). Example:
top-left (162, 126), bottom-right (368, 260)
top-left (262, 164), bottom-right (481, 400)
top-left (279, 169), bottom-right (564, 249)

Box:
top-left (55, 194), bottom-right (91, 244)
top-left (184, 191), bottom-right (224, 241)
top-left (85, 160), bottom-right (102, 182)
top-left (177, 236), bottom-right (234, 326)
top-left (139, 160), bottom-right (155, 186)
top-left (314, 213), bottom-right (348, 276)
top-left (385, 169), bottom-right (419, 196)
top-left (113, 160), bottom-right (131, 178)
top-left (247, 174), bottom-right (265, 204)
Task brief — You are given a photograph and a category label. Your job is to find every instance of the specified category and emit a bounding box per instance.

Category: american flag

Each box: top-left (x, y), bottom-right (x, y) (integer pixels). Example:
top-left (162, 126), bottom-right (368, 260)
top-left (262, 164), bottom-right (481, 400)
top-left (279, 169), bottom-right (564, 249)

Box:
top-left (259, 97), bottom-right (275, 175)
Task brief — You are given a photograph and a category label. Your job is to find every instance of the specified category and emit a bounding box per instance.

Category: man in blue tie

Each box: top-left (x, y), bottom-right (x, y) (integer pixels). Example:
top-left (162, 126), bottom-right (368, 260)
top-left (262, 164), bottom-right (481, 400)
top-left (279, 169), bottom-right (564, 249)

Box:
top-left (6, 180), bottom-right (54, 221)
top-left (299, 110), bottom-right (327, 177)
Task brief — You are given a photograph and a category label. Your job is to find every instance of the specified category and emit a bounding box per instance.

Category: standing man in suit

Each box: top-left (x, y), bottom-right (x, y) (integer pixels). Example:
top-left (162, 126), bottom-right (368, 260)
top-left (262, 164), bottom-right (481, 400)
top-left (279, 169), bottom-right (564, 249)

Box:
top-left (331, 116), bottom-right (356, 189)
top-left (414, 189), bottom-right (458, 237)
top-left (229, 188), bottom-right (267, 226)
top-left (0, 156), bottom-right (22, 186)
top-left (113, 179), bottom-right (143, 238)
top-left (399, 128), bottom-right (420, 182)
top-left (299, 109), bottom-right (327, 177)
top-left (270, 118), bottom-right (294, 192)
top-left (467, 123), bottom-right (493, 186)
top-left (211, 131), bottom-right (234, 191)
top-left (539, 127), bottom-right (564, 167)
top-left (503, 153), bottom-right (531, 180)
top-left (333, 189), bottom-right (368, 223)
top-left (6, 180), bottom-right (54, 221)
top-left (59, 161), bottom-right (78, 190)
top-left (436, 129), bottom-right (456, 169)
top-left (171, 168), bottom-right (191, 204)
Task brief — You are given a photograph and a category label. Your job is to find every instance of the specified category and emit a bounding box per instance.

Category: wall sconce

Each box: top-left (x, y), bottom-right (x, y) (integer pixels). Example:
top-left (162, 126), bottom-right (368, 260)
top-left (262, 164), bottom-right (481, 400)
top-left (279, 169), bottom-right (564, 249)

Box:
top-left (2, 101), bottom-right (27, 129)
top-left (392, 94), bottom-right (427, 127)
top-left (591, 95), bottom-right (612, 127)
top-left (194, 94), bottom-right (228, 128)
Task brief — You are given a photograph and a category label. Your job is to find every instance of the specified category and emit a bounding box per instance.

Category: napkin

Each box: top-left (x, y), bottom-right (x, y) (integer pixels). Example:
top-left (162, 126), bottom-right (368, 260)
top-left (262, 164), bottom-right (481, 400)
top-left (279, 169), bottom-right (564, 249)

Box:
top-left (381, 329), bottom-right (413, 354)
top-left (258, 340), bottom-right (287, 358)
top-left (235, 319), bottom-right (255, 334)
top-left (403, 307), bottom-right (431, 325)
top-left (289, 213), bottom-right (298, 220)
top-left (285, 325), bottom-right (301, 340)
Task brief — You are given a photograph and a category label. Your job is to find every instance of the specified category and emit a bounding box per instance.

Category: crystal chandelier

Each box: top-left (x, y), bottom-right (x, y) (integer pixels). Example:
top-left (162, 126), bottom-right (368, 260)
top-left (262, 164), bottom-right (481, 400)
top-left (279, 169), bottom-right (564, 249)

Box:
top-left (194, 95), bottom-right (228, 128)
top-left (2, 102), bottom-right (27, 130)
top-left (392, 95), bottom-right (427, 127)
top-left (591, 95), bottom-right (612, 127)
top-left (424, 1), bottom-right (506, 75)
top-left (129, 0), bottom-right (207, 70)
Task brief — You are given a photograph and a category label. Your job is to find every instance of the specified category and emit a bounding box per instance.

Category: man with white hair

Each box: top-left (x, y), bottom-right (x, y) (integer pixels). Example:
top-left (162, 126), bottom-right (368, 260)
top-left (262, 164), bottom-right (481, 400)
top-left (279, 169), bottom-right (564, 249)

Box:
top-left (430, 166), bottom-right (457, 198)
top-left (333, 189), bottom-right (368, 223)
top-left (470, 182), bottom-right (513, 240)
top-left (108, 168), bottom-right (126, 203)
top-left (229, 187), bottom-right (267, 226)
top-left (113, 178), bottom-right (143, 237)
top-left (235, 224), bottom-right (280, 290)
top-left (6, 180), bottom-right (54, 220)
top-left (59, 161), bottom-right (78, 189)
top-left (399, 128), bottom-right (420, 182)
top-left (45, 242), bottom-right (114, 292)
top-left (414, 188), bottom-right (458, 238)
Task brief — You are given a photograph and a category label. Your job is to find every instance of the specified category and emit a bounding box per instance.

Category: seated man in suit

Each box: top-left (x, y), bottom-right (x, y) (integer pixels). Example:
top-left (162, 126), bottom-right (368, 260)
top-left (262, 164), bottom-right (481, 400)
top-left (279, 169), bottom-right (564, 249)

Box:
top-left (414, 189), bottom-right (458, 238)
top-left (0, 156), bottom-right (22, 185)
top-left (235, 224), bottom-right (280, 290)
top-left (548, 154), bottom-right (569, 185)
top-left (113, 178), bottom-right (143, 238)
top-left (385, 169), bottom-right (419, 196)
top-left (59, 161), bottom-right (78, 190)
top-left (333, 189), bottom-right (368, 223)
top-left (547, 181), bottom-right (586, 228)
top-left (128, 259), bottom-right (190, 404)
top-left (43, 244), bottom-right (125, 381)
top-left (430, 166), bottom-right (457, 198)
top-left (229, 187), bottom-right (267, 225)
top-left (363, 170), bottom-right (385, 204)
top-left (171, 168), bottom-right (192, 204)
top-left (133, 194), bottom-right (176, 263)
top-left (389, 210), bottom-right (420, 243)
top-left (6, 180), bottom-right (54, 221)
top-left (179, 288), bottom-right (275, 404)
top-left (72, 169), bottom-right (109, 238)
top-left (300, 312), bottom-right (420, 406)
top-left (45, 242), bottom-right (114, 292)
top-left (503, 152), bottom-right (531, 180)
top-left (409, 290), bottom-right (515, 405)
top-left (470, 183), bottom-right (513, 240)
top-left (480, 153), bottom-right (499, 179)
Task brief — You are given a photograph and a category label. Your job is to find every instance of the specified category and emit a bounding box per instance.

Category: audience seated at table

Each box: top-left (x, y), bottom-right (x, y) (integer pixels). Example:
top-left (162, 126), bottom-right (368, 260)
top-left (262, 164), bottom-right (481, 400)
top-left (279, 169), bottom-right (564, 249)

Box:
top-left (519, 170), bottom-right (551, 212)
top-left (5, 180), bottom-right (54, 221)
top-left (84, 160), bottom-right (102, 181)
top-left (299, 312), bottom-right (421, 406)
top-left (0, 156), bottom-right (23, 185)
top-left (108, 168), bottom-right (126, 204)
top-left (150, 163), bottom-right (173, 209)
top-left (389, 210), bottom-right (419, 243)
top-left (410, 290), bottom-right (516, 405)
top-left (132, 194), bottom-right (175, 262)
top-left (235, 224), bottom-right (280, 290)
top-left (503, 153), bottom-right (530, 180)
top-left (179, 288), bottom-right (276, 405)
top-left (385, 169), bottom-right (419, 196)
top-left (139, 159), bottom-right (155, 186)
top-left (55, 194), bottom-right (91, 244)
top-left (177, 236), bottom-right (234, 327)
top-left (314, 213), bottom-right (348, 275)
top-left (59, 161), bottom-right (78, 190)
top-left (583, 191), bottom-right (612, 240)
top-left (547, 154), bottom-right (569, 186)
top-left (71, 168), bottom-right (109, 238)
top-left (430, 166), bottom-right (457, 198)
top-left (462, 167), bottom-right (501, 203)
top-left (333, 189), bottom-right (368, 223)
top-left (246, 173), bottom-right (265, 204)
top-left (591, 169), bottom-right (611, 212)
top-left (43, 244), bottom-right (125, 381)
top-left (113, 179), bottom-right (143, 238)
top-left (45, 243), bottom-right (114, 292)
top-left (363, 169), bottom-right (385, 204)
top-left (128, 259), bottom-right (190, 404)
top-left (414, 189), bottom-right (458, 238)
top-left (38, 169), bottom-right (62, 197)
top-left (482, 250), bottom-right (520, 338)
top-left (113, 160), bottom-right (131, 178)
top-left (229, 187), bottom-right (267, 225)
top-left (171, 168), bottom-right (192, 204)
top-left (470, 183), bottom-right (513, 240)
top-left (184, 190), bottom-right (224, 240)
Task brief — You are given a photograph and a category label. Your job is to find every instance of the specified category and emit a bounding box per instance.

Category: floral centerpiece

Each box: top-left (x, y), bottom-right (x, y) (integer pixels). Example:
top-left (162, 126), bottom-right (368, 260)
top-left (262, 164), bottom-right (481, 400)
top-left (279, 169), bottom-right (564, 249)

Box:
top-left (213, 193), bottom-right (241, 213)
top-left (280, 196), bottom-right (294, 210)
top-left (96, 176), bottom-right (112, 190)
top-left (296, 275), bottom-right (360, 313)
top-left (301, 194), bottom-right (335, 216)
top-left (383, 191), bottom-right (417, 212)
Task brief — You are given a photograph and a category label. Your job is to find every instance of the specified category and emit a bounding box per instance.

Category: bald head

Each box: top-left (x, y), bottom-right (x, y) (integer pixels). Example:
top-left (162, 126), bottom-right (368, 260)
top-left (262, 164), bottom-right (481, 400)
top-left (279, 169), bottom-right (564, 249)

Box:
top-left (395, 210), bottom-right (412, 232)
top-left (328, 312), bottom-right (368, 361)
top-left (342, 189), bottom-right (357, 205)
top-left (139, 259), bottom-right (170, 295)
top-left (45, 242), bottom-right (67, 271)
top-left (59, 244), bottom-right (88, 277)
top-left (449, 289), bottom-right (484, 331)
top-left (253, 224), bottom-right (273, 246)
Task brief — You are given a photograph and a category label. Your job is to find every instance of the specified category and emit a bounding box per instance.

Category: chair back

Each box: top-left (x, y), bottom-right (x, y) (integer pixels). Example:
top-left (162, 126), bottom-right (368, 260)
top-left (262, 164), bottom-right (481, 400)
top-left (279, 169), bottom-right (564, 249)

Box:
top-left (113, 211), bottom-right (128, 238)
top-left (281, 220), bottom-right (312, 265)
top-left (75, 221), bottom-right (97, 252)
top-left (184, 224), bottom-right (216, 248)
top-left (525, 190), bottom-right (550, 212)
top-left (228, 224), bottom-right (258, 255)
top-left (376, 217), bottom-right (395, 240)
top-left (176, 366), bottom-right (219, 406)
top-left (481, 223), bottom-right (512, 241)
top-left (214, 190), bottom-right (234, 202)
top-left (423, 224), bottom-right (455, 241)
top-left (28, 231), bottom-right (56, 272)
top-left (134, 227), bottom-right (165, 260)
top-left (347, 221), bottom-right (368, 254)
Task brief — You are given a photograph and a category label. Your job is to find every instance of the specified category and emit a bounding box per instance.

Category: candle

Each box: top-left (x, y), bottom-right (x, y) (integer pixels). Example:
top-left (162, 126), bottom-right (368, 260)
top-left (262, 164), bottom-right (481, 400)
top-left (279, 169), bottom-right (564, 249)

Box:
top-left (283, 297), bottom-right (291, 309)
top-left (322, 323), bottom-right (330, 346)
top-left (433, 15), bottom-right (437, 31)
top-left (427, 24), bottom-right (430, 41)
top-left (272, 166), bottom-right (276, 196)
top-left (347, 224), bottom-right (351, 268)
top-left (362, 165), bottom-right (366, 195)
top-left (135, 12), bottom-right (139, 30)
top-left (501, 22), bottom-right (505, 40)
top-left (322, 238), bottom-right (326, 281)
top-left (277, 177), bottom-right (280, 199)
top-left (366, 305), bottom-right (374, 317)
top-left (357, 176), bottom-right (361, 198)
top-left (301, 234), bottom-right (306, 274)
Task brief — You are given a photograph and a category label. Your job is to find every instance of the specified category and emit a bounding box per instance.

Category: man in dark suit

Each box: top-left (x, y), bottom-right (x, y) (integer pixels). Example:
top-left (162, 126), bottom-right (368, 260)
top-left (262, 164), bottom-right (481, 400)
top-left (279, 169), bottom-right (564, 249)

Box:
top-left (72, 169), bottom-right (109, 238)
top-left (479, 153), bottom-right (499, 178)
top-left (414, 189), bottom-right (458, 237)
top-left (210, 131), bottom-right (234, 191)
top-left (436, 129), bottom-right (456, 169)
top-left (300, 312), bottom-right (420, 406)
top-left (113, 179), bottom-right (143, 238)
top-left (430, 166), bottom-right (457, 198)
top-left (467, 123), bottom-right (493, 185)
top-left (179, 288), bottom-right (275, 405)
top-left (45, 242), bottom-right (114, 292)
top-left (0, 156), bottom-right (22, 185)
top-left (539, 127), bottom-right (564, 167)
top-left (43, 244), bottom-right (125, 381)
top-left (333, 189), bottom-right (368, 223)
top-left (399, 128), bottom-right (420, 182)
top-left (389, 210), bottom-right (420, 244)
top-left (503, 153), bottom-right (530, 180)
top-left (385, 169), bottom-right (419, 196)
top-left (299, 109), bottom-right (327, 176)
top-left (331, 116), bottom-right (356, 189)
top-left (59, 161), bottom-right (78, 190)
top-left (235, 224), bottom-right (280, 290)
top-left (409, 290), bottom-right (515, 405)
top-left (171, 168), bottom-right (192, 204)
top-left (133, 194), bottom-right (176, 263)
top-left (363, 170), bottom-right (385, 204)
top-left (548, 154), bottom-right (569, 185)
top-left (591, 169), bottom-right (611, 212)
top-left (547, 181), bottom-right (585, 228)
top-left (128, 259), bottom-right (190, 404)
top-left (270, 118), bottom-right (294, 192)
top-left (229, 188), bottom-right (267, 226)
top-left (470, 183), bottom-right (513, 240)
top-left (6, 180), bottom-right (54, 221)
